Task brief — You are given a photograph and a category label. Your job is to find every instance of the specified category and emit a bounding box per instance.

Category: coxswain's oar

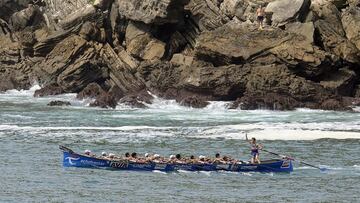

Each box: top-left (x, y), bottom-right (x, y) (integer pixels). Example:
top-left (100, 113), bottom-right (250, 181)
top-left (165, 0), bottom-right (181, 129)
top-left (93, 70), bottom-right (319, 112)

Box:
top-left (261, 149), bottom-right (326, 171)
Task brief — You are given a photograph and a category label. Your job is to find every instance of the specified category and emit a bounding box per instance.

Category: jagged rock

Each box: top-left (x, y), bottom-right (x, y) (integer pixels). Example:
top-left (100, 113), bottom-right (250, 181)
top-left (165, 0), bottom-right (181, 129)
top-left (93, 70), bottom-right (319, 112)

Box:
top-left (265, 0), bottom-right (310, 26)
top-left (57, 58), bottom-right (108, 93)
top-left (119, 90), bottom-right (153, 108)
top-left (245, 64), bottom-right (327, 102)
top-left (79, 22), bottom-right (101, 42)
top-left (314, 20), bottom-right (360, 64)
top-left (0, 37), bottom-right (20, 65)
top-left (319, 98), bottom-right (352, 111)
top-left (47, 100), bottom-right (71, 106)
top-left (59, 5), bottom-right (103, 31)
top-left (195, 24), bottom-right (291, 66)
top-left (90, 92), bottom-right (117, 109)
top-left (178, 96), bottom-right (209, 108)
top-left (195, 23), bottom-right (333, 77)
top-left (77, 82), bottom-right (105, 99)
top-left (170, 53), bottom-right (194, 66)
top-left (100, 43), bottom-right (145, 93)
top-left (220, 0), bottom-right (245, 19)
top-left (0, 0), bottom-right (31, 21)
top-left (138, 59), bottom-right (249, 100)
top-left (341, 7), bottom-right (360, 51)
top-left (34, 83), bottom-right (64, 97)
top-left (165, 31), bottom-right (188, 59)
top-left (232, 92), bottom-right (300, 110)
top-left (354, 85), bottom-right (360, 98)
top-left (33, 25), bottom-right (81, 57)
top-left (9, 4), bottom-right (45, 32)
top-left (286, 22), bottom-right (314, 44)
top-left (320, 68), bottom-right (356, 96)
top-left (39, 35), bottom-right (89, 77)
top-left (311, 1), bottom-right (345, 36)
top-left (311, 0), bottom-right (349, 9)
top-left (185, 0), bottom-right (230, 31)
top-left (125, 21), bottom-right (165, 60)
top-left (116, 0), bottom-right (188, 25)
top-left (93, 0), bottom-right (113, 10)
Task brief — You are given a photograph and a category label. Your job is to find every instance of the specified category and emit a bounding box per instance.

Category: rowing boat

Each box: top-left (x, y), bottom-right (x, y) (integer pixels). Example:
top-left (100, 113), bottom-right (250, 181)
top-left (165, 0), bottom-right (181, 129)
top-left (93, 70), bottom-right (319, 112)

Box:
top-left (60, 146), bottom-right (293, 173)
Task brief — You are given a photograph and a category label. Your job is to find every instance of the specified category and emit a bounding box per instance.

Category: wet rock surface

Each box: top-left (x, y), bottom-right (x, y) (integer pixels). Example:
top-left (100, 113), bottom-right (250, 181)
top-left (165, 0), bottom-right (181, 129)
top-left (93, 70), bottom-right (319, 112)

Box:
top-left (0, 0), bottom-right (360, 111)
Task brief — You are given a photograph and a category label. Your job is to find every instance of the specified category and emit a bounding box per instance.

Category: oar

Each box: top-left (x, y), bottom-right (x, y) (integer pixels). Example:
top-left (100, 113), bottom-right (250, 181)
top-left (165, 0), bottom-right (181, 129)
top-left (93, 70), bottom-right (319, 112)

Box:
top-left (59, 145), bottom-right (75, 154)
top-left (261, 149), bottom-right (326, 171)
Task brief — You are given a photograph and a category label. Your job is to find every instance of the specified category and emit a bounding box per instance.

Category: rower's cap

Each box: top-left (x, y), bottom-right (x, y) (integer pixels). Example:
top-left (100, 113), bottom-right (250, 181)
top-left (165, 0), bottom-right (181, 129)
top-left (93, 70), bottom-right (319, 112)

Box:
top-left (85, 149), bottom-right (91, 154)
top-left (145, 153), bottom-right (149, 157)
top-left (170, 155), bottom-right (175, 159)
top-left (101, 151), bottom-right (107, 156)
top-left (199, 155), bottom-right (206, 159)
top-left (154, 154), bottom-right (160, 158)
top-left (109, 153), bottom-right (115, 158)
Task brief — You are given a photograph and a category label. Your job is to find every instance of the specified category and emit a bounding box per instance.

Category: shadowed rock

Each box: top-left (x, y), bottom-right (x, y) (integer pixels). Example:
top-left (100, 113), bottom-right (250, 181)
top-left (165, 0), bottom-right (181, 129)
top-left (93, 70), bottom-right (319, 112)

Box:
top-left (47, 100), bottom-right (71, 106)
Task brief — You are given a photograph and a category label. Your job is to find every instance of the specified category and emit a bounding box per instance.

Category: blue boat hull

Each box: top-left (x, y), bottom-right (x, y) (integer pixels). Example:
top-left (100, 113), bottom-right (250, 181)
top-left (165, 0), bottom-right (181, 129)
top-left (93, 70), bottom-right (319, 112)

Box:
top-left (62, 151), bottom-right (293, 173)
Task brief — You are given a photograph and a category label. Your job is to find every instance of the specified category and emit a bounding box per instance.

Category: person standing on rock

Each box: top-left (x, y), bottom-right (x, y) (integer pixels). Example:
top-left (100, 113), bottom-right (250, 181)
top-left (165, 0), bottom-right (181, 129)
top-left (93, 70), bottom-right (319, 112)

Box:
top-left (256, 5), bottom-right (266, 30)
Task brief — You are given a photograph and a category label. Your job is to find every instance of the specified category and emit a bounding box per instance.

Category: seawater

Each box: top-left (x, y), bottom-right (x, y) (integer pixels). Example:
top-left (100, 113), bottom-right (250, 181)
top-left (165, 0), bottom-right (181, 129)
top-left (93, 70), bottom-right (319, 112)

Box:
top-left (0, 86), bottom-right (360, 202)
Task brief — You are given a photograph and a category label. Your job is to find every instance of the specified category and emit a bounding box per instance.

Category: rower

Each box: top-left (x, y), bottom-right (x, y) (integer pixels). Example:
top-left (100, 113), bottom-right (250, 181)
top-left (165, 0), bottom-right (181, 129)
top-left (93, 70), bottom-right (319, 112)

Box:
top-left (175, 154), bottom-right (185, 164)
top-left (108, 153), bottom-right (115, 159)
top-left (84, 149), bottom-right (96, 157)
top-left (198, 155), bottom-right (206, 164)
top-left (152, 154), bottom-right (161, 163)
top-left (124, 152), bottom-right (130, 159)
top-left (101, 151), bottom-right (107, 157)
top-left (129, 152), bottom-right (138, 162)
top-left (212, 153), bottom-right (225, 164)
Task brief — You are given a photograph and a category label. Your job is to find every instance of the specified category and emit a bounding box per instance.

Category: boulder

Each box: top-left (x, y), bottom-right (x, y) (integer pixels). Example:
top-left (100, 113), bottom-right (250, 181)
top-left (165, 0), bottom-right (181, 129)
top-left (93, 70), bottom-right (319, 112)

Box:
top-left (265, 0), bottom-right (310, 26)
top-left (77, 82), bottom-right (105, 99)
top-left (125, 21), bottom-right (165, 60)
top-left (34, 83), bottom-right (64, 97)
top-left (286, 22), bottom-right (314, 44)
top-left (341, 7), bottom-right (360, 51)
top-left (311, 1), bottom-right (345, 36)
top-left (47, 100), bottom-right (71, 106)
top-left (117, 0), bottom-right (188, 25)
top-left (119, 90), bottom-right (153, 108)
top-left (90, 92), bottom-right (117, 109)
top-left (320, 68), bottom-right (357, 96)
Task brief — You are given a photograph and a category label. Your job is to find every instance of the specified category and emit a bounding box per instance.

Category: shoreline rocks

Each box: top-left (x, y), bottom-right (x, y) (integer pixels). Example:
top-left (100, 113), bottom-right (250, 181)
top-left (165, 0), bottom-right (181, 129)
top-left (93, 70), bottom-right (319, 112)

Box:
top-left (0, 0), bottom-right (360, 111)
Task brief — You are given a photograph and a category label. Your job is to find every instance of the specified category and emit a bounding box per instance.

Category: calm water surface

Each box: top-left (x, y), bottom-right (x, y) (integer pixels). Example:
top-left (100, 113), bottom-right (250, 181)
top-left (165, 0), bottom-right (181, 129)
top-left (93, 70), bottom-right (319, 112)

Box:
top-left (0, 86), bottom-right (359, 202)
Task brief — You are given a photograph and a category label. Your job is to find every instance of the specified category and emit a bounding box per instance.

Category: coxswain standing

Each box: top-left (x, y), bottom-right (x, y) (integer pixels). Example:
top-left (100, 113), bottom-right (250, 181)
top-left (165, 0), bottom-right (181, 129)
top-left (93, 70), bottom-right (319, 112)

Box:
top-left (249, 137), bottom-right (263, 164)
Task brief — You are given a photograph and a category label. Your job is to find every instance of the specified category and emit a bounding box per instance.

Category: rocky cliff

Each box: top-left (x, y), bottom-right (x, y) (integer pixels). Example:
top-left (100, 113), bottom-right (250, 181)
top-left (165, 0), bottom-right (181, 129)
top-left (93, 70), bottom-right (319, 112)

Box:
top-left (1, 0), bottom-right (360, 110)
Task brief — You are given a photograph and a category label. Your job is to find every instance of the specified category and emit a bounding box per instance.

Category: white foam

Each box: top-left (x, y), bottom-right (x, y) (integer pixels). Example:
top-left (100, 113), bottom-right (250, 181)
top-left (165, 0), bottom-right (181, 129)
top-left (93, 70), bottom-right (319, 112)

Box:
top-left (0, 124), bottom-right (173, 131)
top-left (152, 170), bottom-right (167, 174)
top-left (3, 84), bottom-right (41, 96)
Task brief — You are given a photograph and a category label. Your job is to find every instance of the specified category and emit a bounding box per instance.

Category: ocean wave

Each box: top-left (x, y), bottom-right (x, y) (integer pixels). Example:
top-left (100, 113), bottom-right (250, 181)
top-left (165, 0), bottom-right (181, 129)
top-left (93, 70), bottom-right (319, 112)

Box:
top-left (3, 84), bottom-right (41, 96)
